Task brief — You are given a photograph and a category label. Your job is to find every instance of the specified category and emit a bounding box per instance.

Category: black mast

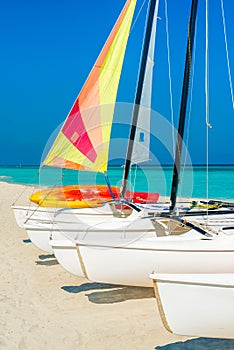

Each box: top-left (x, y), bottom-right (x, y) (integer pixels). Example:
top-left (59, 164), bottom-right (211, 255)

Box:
top-left (170, 0), bottom-right (198, 211)
top-left (121, 0), bottom-right (158, 198)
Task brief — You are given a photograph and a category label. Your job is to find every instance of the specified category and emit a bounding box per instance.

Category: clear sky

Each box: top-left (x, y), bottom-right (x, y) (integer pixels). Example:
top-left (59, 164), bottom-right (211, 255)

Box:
top-left (0, 0), bottom-right (233, 166)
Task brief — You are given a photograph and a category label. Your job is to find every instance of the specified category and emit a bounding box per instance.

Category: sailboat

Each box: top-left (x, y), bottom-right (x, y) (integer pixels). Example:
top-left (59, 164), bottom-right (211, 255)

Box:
top-left (12, 0), bottom-right (159, 247)
top-left (16, 0), bottom-right (160, 253)
top-left (24, 0), bottom-right (158, 210)
top-left (12, 0), bottom-right (159, 231)
top-left (18, 0), bottom-right (234, 286)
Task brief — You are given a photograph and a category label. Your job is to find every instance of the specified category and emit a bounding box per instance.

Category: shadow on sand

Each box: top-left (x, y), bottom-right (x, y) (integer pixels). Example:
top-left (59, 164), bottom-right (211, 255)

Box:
top-left (22, 239), bottom-right (31, 243)
top-left (156, 338), bottom-right (234, 349)
top-left (62, 282), bottom-right (154, 304)
top-left (35, 253), bottom-right (58, 266)
top-left (38, 254), bottom-right (55, 260)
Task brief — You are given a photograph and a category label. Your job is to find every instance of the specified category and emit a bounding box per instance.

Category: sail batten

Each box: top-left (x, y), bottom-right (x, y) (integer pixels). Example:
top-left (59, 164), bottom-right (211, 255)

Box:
top-left (43, 0), bottom-right (137, 172)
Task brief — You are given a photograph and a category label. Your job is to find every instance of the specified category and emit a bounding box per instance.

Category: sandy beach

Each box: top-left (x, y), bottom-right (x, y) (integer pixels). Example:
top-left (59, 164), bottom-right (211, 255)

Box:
top-left (3, 181), bottom-right (232, 350)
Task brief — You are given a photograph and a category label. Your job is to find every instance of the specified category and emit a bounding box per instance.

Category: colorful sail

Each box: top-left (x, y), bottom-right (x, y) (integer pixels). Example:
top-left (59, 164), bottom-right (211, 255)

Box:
top-left (131, 0), bottom-right (159, 164)
top-left (43, 0), bottom-right (137, 172)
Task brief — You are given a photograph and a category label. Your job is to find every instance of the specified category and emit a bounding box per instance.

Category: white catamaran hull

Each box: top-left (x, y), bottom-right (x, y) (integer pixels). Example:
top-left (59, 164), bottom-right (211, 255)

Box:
top-left (12, 204), bottom-right (116, 229)
top-left (25, 225), bottom-right (67, 253)
top-left (50, 216), bottom-right (234, 287)
top-left (16, 201), bottom-right (196, 253)
top-left (24, 205), bottom-right (152, 253)
top-left (12, 205), bottom-right (44, 229)
top-left (50, 240), bottom-right (85, 277)
top-left (13, 203), bottom-right (120, 252)
top-left (149, 273), bottom-right (234, 339)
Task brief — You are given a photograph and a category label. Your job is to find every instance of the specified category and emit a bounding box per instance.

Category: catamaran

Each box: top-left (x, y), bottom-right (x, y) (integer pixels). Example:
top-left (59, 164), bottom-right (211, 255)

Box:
top-left (13, 0), bottom-right (160, 250)
top-left (14, 0), bottom-right (234, 287)
top-left (12, 0), bottom-right (158, 234)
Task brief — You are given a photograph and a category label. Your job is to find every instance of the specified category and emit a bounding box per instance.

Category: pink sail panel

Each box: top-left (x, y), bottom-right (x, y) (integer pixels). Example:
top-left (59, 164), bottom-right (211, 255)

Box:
top-left (43, 0), bottom-right (136, 172)
top-left (62, 101), bottom-right (97, 162)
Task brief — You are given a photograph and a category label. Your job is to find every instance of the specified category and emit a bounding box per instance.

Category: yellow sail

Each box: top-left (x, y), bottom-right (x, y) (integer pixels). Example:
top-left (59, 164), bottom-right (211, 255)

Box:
top-left (43, 0), bottom-right (136, 173)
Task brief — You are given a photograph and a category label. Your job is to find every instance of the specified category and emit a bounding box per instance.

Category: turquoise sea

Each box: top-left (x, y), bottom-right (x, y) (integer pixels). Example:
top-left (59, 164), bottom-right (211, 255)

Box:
top-left (0, 165), bottom-right (233, 200)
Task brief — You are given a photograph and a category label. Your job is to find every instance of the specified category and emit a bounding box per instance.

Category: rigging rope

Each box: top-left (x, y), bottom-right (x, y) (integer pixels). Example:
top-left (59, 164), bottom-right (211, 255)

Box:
top-left (131, 0), bottom-right (151, 106)
top-left (220, 0), bottom-right (234, 109)
top-left (164, 0), bottom-right (175, 157)
top-left (104, 172), bottom-right (117, 200)
top-left (131, 164), bottom-right (138, 193)
top-left (24, 171), bottom-right (65, 224)
top-left (11, 170), bottom-right (39, 206)
top-left (205, 0), bottom-right (212, 222)
top-left (180, 28), bottom-right (197, 196)
top-left (130, 0), bottom-right (148, 33)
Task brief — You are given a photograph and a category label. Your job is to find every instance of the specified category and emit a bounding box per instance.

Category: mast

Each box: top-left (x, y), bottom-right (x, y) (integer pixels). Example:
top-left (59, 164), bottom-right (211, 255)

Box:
top-left (121, 0), bottom-right (158, 198)
top-left (170, 0), bottom-right (198, 211)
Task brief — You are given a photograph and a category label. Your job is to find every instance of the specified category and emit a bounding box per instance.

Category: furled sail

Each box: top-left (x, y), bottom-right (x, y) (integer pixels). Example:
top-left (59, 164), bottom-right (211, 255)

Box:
top-left (43, 0), bottom-right (137, 173)
top-left (131, 0), bottom-right (159, 164)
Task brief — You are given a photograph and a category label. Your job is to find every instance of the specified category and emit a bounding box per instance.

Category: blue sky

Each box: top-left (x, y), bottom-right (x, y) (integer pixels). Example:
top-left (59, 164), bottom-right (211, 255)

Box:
top-left (0, 0), bottom-right (233, 165)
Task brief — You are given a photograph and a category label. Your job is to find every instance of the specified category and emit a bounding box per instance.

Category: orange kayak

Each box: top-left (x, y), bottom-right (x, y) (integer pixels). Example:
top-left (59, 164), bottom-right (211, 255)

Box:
top-left (29, 185), bottom-right (159, 208)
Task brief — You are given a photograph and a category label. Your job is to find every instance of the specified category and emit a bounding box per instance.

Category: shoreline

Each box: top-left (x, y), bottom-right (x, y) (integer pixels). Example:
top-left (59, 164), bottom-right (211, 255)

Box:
top-left (1, 164), bottom-right (234, 202)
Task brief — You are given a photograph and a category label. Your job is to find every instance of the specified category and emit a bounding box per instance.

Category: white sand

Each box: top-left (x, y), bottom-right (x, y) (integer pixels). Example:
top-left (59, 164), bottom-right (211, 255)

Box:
top-left (0, 182), bottom-right (192, 350)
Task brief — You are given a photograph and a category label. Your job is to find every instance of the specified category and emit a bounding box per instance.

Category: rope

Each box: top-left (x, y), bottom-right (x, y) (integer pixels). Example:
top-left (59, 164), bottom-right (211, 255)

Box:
top-left (24, 172), bottom-right (65, 224)
top-left (164, 0), bottom-right (175, 157)
top-left (205, 0), bottom-right (212, 222)
top-left (11, 170), bottom-right (39, 206)
top-left (188, 219), bottom-right (219, 235)
top-left (131, 164), bottom-right (138, 193)
top-left (12, 184), bottom-right (33, 207)
top-left (220, 0), bottom-right (234, 109)
top-left (205, 0), bottom-right (212, 129)
top-left (104, 172), bottom-right (117, 200)
top-left (180, 28), bottom-right (197, 195)
top-left (130, 0), bottom-right (148, 34)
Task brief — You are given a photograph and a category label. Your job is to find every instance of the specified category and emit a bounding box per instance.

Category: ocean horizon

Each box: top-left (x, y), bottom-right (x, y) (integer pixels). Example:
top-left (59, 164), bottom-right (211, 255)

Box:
top-left (0, 164), bottom-right (233, 200)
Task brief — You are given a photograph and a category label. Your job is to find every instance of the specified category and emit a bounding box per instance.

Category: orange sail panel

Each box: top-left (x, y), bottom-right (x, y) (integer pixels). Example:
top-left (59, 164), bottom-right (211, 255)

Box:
top-left (43, 0), bottom-right (137, 173)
